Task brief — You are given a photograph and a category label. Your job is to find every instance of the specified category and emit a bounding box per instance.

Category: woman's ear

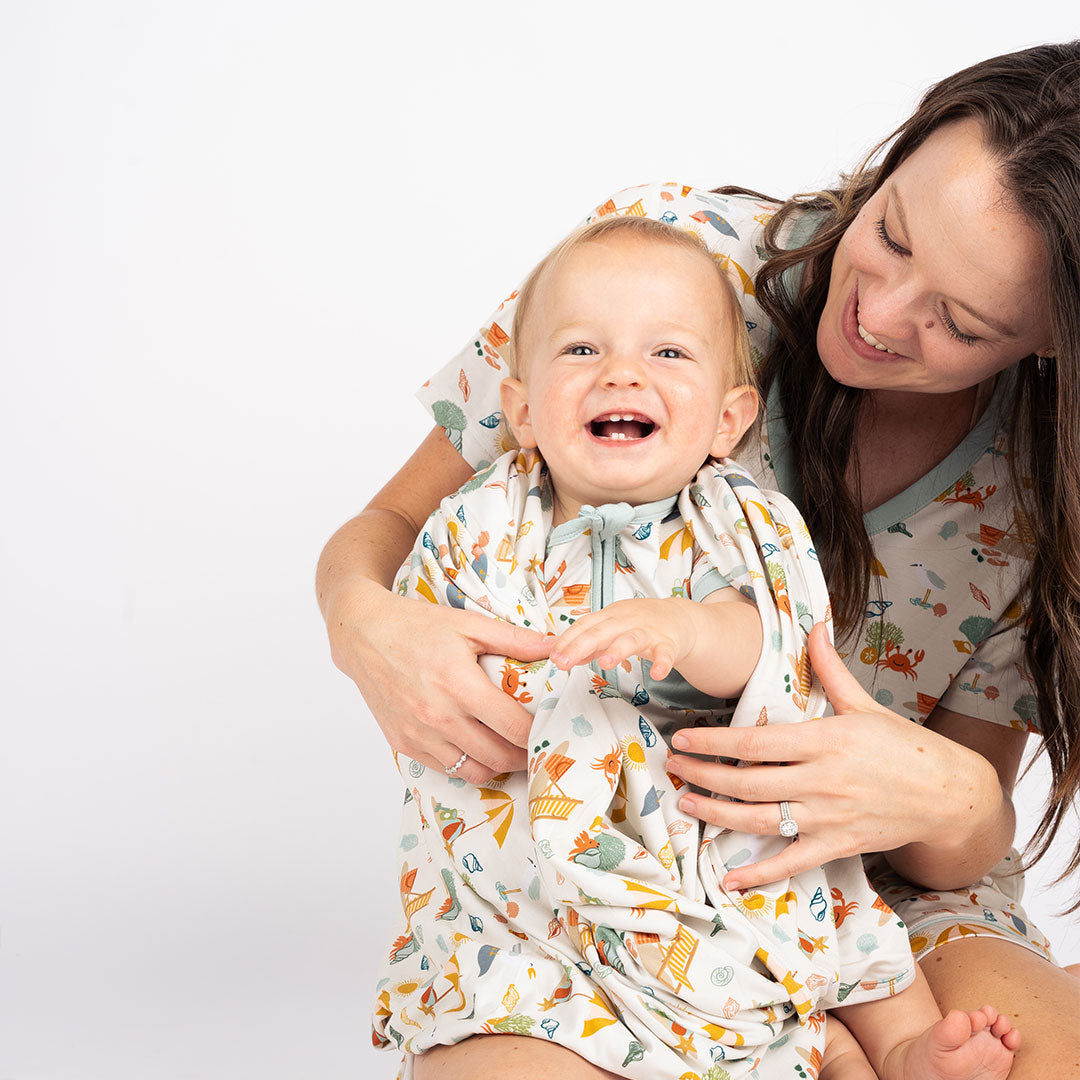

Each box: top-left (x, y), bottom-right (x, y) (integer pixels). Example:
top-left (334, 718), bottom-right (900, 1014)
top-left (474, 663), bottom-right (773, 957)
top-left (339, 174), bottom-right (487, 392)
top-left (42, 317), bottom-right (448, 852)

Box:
top-left (710, 385), bottom-right (759, 459)
top-left (500, 377), bottom-right (539, 449)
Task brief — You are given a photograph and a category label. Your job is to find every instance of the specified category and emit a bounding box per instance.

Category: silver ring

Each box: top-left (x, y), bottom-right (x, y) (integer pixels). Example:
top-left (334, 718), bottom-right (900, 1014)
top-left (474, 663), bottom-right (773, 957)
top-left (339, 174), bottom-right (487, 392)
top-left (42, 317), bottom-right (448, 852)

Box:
top-left (778, 801), bottom-right (799, 840)
top-left (445, 751), bottom-right (468, 777)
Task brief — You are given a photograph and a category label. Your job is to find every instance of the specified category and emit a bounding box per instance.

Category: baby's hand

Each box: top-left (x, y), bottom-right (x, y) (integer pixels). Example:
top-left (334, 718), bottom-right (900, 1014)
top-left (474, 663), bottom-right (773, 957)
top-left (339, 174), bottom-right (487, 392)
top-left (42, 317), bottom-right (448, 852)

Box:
top-left (549, 598), bottom-right (698, 681)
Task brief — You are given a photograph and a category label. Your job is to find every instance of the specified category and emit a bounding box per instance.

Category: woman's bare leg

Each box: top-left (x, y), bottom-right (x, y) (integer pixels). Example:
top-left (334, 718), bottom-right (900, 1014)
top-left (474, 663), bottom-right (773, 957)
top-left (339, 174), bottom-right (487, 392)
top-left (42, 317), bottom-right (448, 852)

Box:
top-left (920, 937), bottom-right (1080, 1077)
top-left (413, 1035), bottom-right (625, 1080)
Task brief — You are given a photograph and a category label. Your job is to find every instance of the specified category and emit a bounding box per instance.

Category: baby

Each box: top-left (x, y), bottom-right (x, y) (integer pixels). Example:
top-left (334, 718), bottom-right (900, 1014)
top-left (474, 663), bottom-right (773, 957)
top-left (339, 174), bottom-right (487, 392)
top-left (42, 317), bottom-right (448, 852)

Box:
top-left (373, 215), bottom-right (1018, 1080)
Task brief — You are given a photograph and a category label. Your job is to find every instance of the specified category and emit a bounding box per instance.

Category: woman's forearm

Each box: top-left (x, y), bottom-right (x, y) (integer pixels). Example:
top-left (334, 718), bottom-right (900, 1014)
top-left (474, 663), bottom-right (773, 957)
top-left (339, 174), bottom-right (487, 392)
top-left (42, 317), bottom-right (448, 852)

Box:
top-left (316, 425), bottom-right (474, 621)
top-left (884, 778), bottom-right (1016, 890)
top-left (883, 707), bottom-right (1024, 889)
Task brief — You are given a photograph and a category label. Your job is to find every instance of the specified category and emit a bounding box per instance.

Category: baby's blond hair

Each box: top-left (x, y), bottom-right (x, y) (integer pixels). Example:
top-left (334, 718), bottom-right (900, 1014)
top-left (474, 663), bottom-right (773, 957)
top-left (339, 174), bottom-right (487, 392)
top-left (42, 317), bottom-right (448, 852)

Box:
top-left (506, 215), bottom-right (754, 390)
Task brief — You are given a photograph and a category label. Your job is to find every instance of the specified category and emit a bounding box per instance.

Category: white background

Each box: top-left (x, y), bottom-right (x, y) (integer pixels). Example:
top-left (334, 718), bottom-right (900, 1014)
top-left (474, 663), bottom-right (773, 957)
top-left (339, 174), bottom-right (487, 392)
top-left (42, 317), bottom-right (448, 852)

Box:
top-left (2, 2), bottom-right (1078, 1077)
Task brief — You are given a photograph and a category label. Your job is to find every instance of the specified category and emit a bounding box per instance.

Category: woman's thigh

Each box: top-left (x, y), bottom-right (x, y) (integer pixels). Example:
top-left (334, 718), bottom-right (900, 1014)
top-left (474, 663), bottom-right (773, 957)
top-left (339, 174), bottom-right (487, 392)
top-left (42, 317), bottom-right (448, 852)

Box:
top-left (412, 1035), bottom-right (625, 1080)
top-left (920, 937), bottom-right (1080, 1077)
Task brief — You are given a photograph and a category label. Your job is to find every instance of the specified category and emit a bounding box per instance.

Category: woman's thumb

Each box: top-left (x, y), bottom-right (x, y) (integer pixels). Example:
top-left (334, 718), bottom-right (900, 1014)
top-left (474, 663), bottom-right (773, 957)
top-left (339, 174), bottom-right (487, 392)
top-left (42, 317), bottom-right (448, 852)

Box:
top-left (807, 622), bottom-right (877, 714)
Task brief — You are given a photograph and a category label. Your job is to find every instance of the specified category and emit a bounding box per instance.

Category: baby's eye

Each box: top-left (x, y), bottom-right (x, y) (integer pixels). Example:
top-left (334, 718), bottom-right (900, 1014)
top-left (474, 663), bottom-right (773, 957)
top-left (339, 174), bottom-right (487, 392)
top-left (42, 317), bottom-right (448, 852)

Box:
top-left (565, 344), bottom-right (597, 356)
top-left (655, 347), bottom-right (686, 359)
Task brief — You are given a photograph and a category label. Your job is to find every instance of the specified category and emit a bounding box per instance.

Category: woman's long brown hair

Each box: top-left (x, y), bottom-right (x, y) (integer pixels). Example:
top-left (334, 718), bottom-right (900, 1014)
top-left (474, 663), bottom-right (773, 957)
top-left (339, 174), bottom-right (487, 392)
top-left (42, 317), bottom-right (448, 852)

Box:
top-left (722, 41), bottom-right (1080, 895)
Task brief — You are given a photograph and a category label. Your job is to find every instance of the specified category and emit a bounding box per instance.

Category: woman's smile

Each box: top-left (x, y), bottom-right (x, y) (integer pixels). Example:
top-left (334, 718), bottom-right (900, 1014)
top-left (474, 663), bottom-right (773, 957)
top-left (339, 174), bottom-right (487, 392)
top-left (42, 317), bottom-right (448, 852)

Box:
top-left (841, 285), bottom-right (907, 363)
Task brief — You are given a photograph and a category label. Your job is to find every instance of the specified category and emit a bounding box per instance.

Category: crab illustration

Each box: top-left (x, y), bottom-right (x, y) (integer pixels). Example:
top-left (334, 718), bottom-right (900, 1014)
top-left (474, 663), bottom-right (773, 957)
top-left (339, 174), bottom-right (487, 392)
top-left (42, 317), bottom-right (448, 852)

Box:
top-left (499, 662), bottom-right (533, 704)
top-left (941, 481), bottom-right (997, 513)
top-left (874, 639), bottom-right (925, 680)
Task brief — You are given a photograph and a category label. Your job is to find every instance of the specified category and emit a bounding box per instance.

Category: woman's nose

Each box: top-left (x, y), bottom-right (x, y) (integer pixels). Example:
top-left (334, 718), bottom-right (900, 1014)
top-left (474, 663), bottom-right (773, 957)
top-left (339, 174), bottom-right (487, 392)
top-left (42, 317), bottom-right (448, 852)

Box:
top-left (858, 276), bottom-right (920, 351)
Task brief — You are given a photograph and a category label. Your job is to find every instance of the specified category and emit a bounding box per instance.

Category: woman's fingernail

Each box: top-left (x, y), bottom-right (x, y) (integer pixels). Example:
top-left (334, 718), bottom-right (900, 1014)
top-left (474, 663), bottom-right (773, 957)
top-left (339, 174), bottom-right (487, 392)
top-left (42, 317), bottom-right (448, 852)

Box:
top-left (725, 878), bottom-right (741, 892)
top-left (672, 734), bottom-right (690, 750)
top-left (679, 796), bottom-right (694, 814)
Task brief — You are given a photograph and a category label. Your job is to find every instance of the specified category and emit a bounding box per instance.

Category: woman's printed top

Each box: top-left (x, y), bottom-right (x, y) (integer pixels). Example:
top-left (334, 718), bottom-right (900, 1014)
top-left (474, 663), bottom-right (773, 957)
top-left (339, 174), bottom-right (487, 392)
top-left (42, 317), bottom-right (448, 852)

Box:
top-left (374, 450), bottom-right (913, 1079)
top-left (417, 182), bottom-right (1038, 735)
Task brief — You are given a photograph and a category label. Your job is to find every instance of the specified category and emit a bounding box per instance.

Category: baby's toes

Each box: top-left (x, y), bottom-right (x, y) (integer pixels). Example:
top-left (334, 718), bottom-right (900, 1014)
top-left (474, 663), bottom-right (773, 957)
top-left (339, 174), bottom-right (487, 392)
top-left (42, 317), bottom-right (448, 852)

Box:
top-left (989, 1013), bottom-right (1020, 1051)
top-left (936, 1008), bottom-right (976, 1050)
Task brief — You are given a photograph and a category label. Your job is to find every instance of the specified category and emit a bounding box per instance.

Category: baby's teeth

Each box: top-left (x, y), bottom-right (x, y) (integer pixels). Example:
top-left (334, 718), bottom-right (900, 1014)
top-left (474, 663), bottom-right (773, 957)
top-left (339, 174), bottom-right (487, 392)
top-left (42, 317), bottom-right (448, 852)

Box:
top-left (609, 431), bottom-right (627, 440)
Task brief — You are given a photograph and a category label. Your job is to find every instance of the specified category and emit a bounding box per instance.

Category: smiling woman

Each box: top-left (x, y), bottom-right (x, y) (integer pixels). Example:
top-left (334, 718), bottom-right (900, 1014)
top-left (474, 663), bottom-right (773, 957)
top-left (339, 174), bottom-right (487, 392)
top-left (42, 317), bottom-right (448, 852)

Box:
top-left (816, 118), bottom-right (1052, 395)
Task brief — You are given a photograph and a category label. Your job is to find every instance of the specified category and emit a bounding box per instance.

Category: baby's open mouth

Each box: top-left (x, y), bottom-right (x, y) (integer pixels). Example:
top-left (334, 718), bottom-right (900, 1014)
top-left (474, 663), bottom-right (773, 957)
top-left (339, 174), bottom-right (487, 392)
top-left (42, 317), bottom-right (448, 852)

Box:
top-left (589, 413), bottom-right (656, 441)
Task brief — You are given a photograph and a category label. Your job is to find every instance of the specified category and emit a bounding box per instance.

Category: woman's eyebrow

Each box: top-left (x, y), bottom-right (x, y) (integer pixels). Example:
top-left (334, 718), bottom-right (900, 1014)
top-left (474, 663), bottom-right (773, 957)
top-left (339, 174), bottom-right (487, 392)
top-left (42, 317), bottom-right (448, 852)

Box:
top-left (893, 188), bottom-right (1018, 341)
top-left (953, 298), bottom-right (1018, 340)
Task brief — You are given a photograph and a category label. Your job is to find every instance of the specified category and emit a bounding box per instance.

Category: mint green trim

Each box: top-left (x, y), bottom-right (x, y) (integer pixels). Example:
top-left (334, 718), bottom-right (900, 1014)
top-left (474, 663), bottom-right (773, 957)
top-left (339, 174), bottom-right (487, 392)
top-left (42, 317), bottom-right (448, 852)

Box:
top-left (692, 567), bottom-right (730, 601)
top-left (766, 369), bottom-right (1014, 537)
top-left (548, 496), bottom-right (679, 677)
top-left (786, 207), bottom-right (828, 252)
top-left (772, 209), bottom-right (830, 335)
top-left (765, 380), bottom-right (800, 502)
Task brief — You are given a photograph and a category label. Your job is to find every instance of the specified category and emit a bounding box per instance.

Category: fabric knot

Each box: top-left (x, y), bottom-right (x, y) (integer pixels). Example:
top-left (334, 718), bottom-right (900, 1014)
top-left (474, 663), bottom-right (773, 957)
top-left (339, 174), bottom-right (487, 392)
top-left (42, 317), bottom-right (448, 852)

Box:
top-left (578, 503), bottom-right (635, 542)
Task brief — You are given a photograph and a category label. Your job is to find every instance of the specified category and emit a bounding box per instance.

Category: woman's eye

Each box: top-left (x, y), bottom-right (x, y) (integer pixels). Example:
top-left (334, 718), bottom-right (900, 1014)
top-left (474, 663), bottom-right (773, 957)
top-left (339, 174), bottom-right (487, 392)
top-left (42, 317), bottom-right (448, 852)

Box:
top-left (874, 217), bottom-right (909, 256)
top-left (940, 308), bottom-right (979, 347)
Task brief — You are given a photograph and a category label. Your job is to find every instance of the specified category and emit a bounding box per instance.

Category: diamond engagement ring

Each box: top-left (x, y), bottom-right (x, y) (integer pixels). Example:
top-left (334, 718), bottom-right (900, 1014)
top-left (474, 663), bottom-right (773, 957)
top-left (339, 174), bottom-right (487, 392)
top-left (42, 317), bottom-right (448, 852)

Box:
top-left (778, 801), bottom-right (799, 839)
top-left (445, 751), bottom-right (468, 777)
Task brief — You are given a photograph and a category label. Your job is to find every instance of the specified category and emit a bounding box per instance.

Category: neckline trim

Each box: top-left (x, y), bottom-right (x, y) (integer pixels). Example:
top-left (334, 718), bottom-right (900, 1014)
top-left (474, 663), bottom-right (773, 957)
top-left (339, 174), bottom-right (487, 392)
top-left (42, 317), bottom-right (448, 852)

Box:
top-left (765, 369), bottom-right (1011, 537)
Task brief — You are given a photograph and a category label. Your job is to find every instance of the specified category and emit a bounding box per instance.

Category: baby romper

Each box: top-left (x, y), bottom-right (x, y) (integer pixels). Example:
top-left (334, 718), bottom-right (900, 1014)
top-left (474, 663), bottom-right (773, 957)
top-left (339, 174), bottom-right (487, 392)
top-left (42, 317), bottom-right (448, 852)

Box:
top-left (373, 450), bottom-right (914, 1079)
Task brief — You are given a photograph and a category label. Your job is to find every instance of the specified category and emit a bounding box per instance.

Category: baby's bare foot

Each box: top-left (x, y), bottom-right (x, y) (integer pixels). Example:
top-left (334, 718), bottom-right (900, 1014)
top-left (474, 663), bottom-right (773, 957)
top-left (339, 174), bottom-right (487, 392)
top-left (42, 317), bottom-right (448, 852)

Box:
top-left (891, 1006), bottom-right (1019, 1080)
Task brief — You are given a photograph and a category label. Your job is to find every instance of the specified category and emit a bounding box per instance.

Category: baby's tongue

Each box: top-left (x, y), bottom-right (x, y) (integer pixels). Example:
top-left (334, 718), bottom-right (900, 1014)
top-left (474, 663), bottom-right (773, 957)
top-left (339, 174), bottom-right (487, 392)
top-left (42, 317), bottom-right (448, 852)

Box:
top-left (594, 419), bottom-right (648, 439)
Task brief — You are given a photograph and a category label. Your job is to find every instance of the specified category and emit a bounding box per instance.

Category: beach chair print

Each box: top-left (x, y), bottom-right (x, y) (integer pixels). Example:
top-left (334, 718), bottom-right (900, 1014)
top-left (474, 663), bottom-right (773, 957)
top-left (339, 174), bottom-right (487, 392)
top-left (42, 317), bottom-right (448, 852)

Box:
top-left (529, 750), bottom-right (584, 823)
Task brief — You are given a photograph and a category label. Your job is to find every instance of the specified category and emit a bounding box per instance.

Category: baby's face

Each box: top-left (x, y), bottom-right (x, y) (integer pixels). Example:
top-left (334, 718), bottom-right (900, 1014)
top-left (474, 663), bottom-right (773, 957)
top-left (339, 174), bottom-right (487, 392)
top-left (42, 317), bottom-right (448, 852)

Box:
top-left (501, 232), bottom-right (756, 525)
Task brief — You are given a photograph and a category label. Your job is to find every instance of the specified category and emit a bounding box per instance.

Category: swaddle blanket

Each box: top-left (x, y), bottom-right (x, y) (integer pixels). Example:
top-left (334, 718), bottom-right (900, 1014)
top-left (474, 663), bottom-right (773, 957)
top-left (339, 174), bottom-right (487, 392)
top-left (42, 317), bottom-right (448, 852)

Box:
top-left (374, 449), bottom-right (914, 1079)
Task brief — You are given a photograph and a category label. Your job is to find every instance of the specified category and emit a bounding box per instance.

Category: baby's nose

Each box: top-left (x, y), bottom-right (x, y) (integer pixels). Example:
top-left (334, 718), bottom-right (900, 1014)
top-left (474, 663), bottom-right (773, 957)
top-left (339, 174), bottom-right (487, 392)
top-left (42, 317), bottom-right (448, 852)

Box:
top-left (598, 351), bottom-right (647, 388)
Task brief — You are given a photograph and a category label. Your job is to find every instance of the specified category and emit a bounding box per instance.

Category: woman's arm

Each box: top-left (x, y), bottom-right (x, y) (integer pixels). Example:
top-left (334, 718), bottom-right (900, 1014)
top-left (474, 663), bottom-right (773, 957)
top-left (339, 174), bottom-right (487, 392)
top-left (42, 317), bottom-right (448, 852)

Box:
top-left (317, 425), bottom-right (551, 785)
top-left (883, 705), bottom-right (1025, 887)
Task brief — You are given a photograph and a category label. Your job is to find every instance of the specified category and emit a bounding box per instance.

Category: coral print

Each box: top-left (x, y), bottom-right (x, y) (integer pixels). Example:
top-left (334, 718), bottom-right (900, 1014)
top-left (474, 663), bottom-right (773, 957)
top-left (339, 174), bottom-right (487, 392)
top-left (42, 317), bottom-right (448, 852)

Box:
top-left (373, 450), bottom-right (917, 1078)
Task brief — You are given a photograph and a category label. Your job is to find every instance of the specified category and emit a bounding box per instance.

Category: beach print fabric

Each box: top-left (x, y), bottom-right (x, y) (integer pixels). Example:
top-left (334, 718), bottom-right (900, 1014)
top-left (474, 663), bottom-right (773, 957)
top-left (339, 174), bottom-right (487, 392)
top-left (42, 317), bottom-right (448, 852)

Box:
top-left (416, 181), bottom-right (1051, 963)
top-left (373, 450), bottom-right (915, 1078)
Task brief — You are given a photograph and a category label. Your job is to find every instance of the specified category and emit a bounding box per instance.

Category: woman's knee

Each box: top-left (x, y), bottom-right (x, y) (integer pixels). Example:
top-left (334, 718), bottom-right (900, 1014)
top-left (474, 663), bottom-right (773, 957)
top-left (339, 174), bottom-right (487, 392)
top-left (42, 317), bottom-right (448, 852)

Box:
top-left (919, 936), bottom-right (1080, 1076)
top-left (412, 1034), bottom-right (624, 1080)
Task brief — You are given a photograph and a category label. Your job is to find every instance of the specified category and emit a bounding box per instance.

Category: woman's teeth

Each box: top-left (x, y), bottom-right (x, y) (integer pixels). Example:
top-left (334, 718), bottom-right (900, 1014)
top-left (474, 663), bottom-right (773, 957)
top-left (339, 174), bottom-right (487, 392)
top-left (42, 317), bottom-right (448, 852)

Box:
top-left (856, 309), bottom-right (896, 353)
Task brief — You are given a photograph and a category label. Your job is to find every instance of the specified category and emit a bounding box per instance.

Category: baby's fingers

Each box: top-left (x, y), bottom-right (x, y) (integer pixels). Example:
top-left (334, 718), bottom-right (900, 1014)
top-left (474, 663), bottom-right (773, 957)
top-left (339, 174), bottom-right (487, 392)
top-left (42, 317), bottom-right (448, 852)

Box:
top-left (551, 621), bottom-right (649, 672)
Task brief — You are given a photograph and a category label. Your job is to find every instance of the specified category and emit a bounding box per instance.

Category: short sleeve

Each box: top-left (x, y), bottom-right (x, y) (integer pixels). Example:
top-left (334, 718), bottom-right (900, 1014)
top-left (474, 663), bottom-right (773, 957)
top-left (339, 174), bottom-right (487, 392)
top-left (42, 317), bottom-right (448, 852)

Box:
top-left (417, 182), bottom-right (779, 470)
top-left (689, 559), bottom-right (732, 604)
top-left (937, 600), bottom-right (1039, 732)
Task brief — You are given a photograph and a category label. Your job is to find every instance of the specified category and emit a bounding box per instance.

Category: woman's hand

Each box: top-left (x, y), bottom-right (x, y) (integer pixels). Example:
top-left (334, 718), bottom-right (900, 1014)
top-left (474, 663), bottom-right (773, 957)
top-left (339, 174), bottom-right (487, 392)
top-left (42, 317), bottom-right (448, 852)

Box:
top-left (327, 576), bottom-right (552, 786)
top-left (665, 623), bottom-right (1010, 891)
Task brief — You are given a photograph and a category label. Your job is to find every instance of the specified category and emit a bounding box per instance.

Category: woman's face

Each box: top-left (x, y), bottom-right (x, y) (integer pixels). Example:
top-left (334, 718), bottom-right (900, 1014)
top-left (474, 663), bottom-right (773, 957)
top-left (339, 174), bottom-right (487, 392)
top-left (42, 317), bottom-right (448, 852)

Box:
top-left (817, 118), bottom-right (1054, 396)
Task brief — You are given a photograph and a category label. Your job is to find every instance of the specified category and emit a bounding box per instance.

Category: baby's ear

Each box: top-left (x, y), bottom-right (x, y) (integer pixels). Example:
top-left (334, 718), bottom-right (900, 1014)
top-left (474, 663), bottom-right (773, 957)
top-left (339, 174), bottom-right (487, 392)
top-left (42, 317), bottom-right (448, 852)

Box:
top-left (710, 385), bottom-right (759, 459)
top-left (500, 377), bottom-right (539, 449)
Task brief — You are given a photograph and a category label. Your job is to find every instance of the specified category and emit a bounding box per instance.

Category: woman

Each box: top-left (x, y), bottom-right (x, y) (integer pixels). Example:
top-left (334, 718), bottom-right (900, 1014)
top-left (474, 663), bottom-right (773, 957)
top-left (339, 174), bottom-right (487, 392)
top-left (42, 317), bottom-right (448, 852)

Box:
top-left (319, 42), bottom-right (1080, 1078)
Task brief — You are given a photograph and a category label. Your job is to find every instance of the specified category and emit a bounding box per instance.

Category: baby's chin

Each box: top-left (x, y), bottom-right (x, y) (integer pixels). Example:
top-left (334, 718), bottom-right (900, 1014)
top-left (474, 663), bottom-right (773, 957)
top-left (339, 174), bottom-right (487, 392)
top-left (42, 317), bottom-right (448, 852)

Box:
top-left (548, 470), bottom-right (710, 523)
